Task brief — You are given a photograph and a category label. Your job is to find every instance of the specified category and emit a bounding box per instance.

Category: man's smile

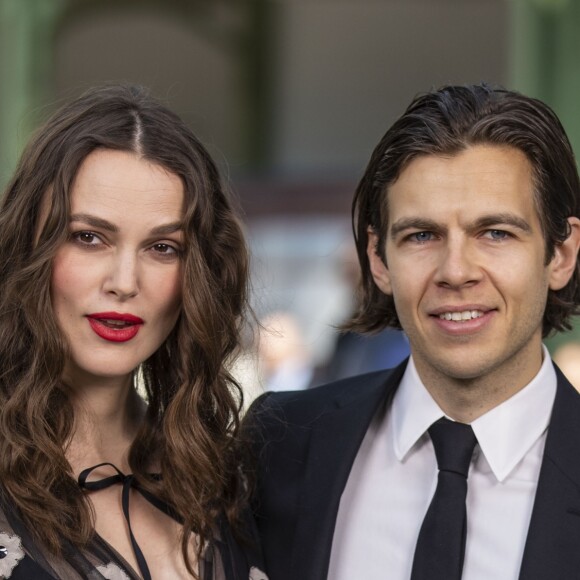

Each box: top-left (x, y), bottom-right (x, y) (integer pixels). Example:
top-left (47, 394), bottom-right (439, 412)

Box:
top-left (437, 310), bottom-right (484, 321)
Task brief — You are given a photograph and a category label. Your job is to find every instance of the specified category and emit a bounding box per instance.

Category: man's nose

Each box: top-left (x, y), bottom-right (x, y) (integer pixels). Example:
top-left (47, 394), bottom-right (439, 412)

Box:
top-left (433, 239), bottom-right (482, 290)
top-left (102, 251), bottom-right (139, 300)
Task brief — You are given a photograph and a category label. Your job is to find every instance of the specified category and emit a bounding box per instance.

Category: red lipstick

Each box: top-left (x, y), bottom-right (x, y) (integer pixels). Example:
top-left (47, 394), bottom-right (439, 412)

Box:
top-left (86, 312), bottom-right (144, 343)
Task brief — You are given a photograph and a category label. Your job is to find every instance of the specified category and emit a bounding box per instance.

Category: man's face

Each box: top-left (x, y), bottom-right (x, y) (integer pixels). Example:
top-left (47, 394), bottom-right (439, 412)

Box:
top-left (368, 144), bottom-right (577, 391)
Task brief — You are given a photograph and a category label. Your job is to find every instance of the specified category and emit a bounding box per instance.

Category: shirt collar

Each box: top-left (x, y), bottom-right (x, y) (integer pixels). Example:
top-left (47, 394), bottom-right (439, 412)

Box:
top-left (392, 345), bottom-right (556, 482)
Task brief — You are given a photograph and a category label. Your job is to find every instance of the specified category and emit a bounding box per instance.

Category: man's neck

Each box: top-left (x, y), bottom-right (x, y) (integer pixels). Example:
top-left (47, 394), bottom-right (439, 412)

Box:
top-left (413, 348), bottom-right (545, 423)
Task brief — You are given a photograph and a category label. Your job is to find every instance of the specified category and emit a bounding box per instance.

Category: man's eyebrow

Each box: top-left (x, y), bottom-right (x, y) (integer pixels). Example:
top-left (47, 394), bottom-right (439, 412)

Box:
top-left (470, 213), bottom-right (532, 234)
top-left (390, 218), bottom-right (442, 239)
top-left (69, 214), bottom-right (184, 236)
top-left (389, 213), bottom-right (533, 239)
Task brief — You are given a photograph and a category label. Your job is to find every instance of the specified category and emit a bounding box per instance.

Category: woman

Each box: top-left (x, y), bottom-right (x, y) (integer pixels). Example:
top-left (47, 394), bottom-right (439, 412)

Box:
top-left (0, 85), bottom-right (264, 579)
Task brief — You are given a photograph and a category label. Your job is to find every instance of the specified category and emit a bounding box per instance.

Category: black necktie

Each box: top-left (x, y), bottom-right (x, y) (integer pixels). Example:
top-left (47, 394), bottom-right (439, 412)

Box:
top-left (410, 417), bottom-right (477, 580)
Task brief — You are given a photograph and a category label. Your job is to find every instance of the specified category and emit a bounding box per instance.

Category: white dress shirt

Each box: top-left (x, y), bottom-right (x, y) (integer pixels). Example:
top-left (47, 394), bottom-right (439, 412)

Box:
top-left (328, 346), bottom-right (556, 580)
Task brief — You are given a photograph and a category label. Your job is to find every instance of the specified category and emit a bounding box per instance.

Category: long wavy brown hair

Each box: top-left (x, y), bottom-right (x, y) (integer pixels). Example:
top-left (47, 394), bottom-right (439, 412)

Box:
top-left (0, 84), bottom-right (249, 574)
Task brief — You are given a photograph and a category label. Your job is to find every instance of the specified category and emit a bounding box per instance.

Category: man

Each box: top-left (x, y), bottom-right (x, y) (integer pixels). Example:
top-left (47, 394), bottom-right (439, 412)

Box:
top-left (246, 84), bottom-right (580, 580)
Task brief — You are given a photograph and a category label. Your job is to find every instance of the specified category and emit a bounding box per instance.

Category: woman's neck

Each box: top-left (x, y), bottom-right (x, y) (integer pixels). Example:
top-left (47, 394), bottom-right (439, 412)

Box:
top-left (64, 372), bottom-right (147, 474)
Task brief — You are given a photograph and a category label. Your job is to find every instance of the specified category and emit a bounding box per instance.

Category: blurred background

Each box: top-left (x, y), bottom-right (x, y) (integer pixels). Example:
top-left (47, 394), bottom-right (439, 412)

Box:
top-left (2, 0), bottom-right (580, 398)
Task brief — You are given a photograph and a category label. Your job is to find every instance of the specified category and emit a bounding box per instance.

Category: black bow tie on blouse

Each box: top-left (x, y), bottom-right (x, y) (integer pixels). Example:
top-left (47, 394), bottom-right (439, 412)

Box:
top-left (78, 462), bottom-right (178, 580)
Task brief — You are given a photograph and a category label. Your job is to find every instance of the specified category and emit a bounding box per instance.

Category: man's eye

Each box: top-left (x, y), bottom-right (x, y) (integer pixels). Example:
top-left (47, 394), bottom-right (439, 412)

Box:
top-left (485, 229), bottom-right (509, 240)
top-left (411, 231), bottom-right (434, 242)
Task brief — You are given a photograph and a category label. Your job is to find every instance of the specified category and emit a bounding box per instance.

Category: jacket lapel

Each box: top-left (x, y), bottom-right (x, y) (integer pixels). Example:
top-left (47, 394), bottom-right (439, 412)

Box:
top-left (519, 367), bottom-right (580, 579)
top-left (289, 362), bottom-right (406, 580)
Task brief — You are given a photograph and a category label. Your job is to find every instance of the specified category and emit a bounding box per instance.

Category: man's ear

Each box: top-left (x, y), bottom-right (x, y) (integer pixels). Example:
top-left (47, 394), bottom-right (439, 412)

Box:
top-left (548, 217), bottom-right (580, 290)
top-left (367, 228), bottom-right (393, 296)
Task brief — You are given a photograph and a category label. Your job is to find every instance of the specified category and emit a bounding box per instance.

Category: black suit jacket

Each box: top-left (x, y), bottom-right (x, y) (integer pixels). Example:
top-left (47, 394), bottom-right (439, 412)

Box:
top-left (247, 359), bottom-right (580, 580)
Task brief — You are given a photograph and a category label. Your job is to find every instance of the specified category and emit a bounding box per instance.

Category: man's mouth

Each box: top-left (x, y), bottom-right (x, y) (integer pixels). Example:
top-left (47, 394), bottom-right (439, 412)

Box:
top-left (438, 310), bottom-right (484, 322)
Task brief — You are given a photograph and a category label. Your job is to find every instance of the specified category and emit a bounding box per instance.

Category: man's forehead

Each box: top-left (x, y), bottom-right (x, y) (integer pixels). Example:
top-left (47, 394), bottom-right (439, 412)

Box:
top-left (395, 145), bottom-right (531, 181)
top-left (387, 146), bottom-right (533, 198)
top-left (384, 145), bottom-right (539, 227)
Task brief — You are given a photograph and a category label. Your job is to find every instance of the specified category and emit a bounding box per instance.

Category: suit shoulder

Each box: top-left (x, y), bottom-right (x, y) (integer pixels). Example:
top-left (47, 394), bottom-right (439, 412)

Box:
top-left (249, 366), bottom-right (400, 425)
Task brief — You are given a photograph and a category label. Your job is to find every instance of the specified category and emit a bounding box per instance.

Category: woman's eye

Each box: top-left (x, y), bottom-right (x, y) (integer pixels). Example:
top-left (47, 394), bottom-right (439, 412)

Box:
top-left (152, 243), bottom-right (179, 256)
top-left (73, 231), bottom-right (102, 245)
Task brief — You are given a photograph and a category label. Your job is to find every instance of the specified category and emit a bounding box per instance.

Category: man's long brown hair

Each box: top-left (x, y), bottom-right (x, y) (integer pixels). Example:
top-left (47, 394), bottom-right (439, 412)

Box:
top-left (0, 84), bottom-right (249, 574)
top-left (350, 84), bottom-right (580, 337)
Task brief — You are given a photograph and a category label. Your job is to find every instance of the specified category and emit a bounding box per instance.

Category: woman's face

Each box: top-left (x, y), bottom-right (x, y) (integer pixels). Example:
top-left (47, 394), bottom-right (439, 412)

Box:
top-left (51, 149), bottom-right (184, 387)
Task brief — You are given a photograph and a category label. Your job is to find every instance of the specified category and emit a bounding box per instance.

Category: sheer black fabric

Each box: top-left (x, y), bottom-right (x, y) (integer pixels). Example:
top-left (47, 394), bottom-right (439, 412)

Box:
top-left (0, 484), bottom-right (263, 580)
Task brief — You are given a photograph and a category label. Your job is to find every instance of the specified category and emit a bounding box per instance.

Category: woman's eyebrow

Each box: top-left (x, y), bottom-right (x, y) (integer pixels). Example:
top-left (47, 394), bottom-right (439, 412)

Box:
top-left (69, 213), bottom-right (117, 232)
top-left (149, 222), bottom-right (184, 236)
top-left (69, 214), bottom-right (183, 236)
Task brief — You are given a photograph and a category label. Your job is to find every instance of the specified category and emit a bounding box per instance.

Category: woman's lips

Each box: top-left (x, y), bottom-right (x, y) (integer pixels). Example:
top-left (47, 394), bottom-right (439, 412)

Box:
top-left (86, 312), bottom-right (144, 343)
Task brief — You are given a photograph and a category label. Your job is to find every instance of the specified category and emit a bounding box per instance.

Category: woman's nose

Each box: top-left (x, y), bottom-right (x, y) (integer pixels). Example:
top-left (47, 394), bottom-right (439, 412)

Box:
top-left (102, 252), bottom-right (139, 300)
